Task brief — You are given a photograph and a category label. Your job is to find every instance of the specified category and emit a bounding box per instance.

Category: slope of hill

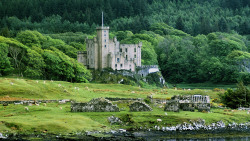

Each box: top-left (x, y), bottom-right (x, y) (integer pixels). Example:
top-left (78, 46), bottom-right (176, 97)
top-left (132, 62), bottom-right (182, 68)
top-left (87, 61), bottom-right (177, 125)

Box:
top-left (0, 77), bottom-right (249, 136)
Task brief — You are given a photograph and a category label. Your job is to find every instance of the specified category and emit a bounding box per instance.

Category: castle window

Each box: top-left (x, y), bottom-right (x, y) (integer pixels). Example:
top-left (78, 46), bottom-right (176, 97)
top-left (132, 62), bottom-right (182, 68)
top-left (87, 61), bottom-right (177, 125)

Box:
top-left (125, 48), bottom-right (128, 52)
top-left (104, 30), bottom-right (106, 32)
top-left (115, 64), bottom-right (117, 67)
top-left (105, 39), bottom-right (106, 42)
top-left (134, 48), bottom-right (136, 52)
top-left (117, 58), bottom-right (120, 62)
top-left (120, 64), bottom-right (123, 67)
top-left (104, 45), bottom-right (106, 48)
top-left (126, 55), bottom-right (128, 60)
top-left (134, 55), bottom-right (136, 58)
top-left (104, 34), bottom-right (106, 36)
top-left (120, 48), bottom-right (122, 52)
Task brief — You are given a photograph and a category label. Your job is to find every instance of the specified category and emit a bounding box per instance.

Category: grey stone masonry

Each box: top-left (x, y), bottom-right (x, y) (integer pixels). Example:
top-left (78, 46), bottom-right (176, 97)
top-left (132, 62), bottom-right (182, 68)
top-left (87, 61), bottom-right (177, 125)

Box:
top-left (181, 103), bottom-right (195, 112)
top-left (164, 95), bottom-right (210, 112)
top-left (129, 101), bottom-right (152, 112)
top-left (71, 98), bottom-right (119, 112)
top-left (197, 103), bottom-right (210, 112)
top-left (164, 100), bottom-right (179, 112)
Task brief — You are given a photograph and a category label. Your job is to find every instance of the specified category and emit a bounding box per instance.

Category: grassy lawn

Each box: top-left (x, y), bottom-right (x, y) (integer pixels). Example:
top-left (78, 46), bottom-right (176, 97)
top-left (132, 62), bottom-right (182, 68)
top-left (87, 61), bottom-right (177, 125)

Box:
top-left (0, 77), bottom-right (249, 134)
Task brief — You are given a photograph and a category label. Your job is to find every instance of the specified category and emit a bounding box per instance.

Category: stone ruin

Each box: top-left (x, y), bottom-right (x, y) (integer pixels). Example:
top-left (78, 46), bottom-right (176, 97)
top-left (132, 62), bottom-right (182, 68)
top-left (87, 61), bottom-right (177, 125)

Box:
top-left (164, 100), bottom-right (179, 112)
top-left (164, 95), bottom-right (210, 112)
top-left (129, 101), bottom-right (152, 112)
top-left (71, 98), bottom-right (119, 112)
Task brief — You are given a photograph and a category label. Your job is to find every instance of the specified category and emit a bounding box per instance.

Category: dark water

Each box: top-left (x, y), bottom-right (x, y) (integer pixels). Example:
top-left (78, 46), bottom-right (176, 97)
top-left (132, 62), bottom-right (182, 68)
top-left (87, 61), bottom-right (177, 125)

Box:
top-left (145, 137), bottom-right (250, 141)
top-left (4, 136), bottom-right (250, 141)
top-left (3, 132), bottom-right (250, 141)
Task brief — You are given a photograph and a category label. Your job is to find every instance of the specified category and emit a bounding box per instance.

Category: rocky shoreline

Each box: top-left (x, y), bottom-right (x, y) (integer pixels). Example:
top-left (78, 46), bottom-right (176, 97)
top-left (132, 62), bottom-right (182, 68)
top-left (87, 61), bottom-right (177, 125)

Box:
top-left (2, 120), bottom-right (250, 140)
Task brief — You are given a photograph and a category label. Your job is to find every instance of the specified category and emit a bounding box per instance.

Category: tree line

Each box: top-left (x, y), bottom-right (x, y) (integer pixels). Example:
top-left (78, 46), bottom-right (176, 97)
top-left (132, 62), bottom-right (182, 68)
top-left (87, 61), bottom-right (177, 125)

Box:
top-left (0, 0), bottom-right (249, 36)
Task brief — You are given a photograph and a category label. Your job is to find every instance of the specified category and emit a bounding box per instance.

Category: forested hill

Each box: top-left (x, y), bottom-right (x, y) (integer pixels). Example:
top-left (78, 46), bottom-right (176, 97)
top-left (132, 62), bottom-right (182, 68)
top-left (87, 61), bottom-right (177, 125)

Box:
top-left (0, 0), bottom-right (249, 35)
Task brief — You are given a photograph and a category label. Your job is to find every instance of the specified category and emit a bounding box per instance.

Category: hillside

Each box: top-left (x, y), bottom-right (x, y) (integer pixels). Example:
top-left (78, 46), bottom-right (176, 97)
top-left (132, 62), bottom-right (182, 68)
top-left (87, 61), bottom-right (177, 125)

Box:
top-left (1, 77), bottom-right (250, 136)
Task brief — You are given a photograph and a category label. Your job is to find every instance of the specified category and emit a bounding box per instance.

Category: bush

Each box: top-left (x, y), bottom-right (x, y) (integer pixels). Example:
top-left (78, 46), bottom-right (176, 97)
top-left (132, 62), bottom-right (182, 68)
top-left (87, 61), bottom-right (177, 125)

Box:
top-left (219, 81), bottom-right (250, 109)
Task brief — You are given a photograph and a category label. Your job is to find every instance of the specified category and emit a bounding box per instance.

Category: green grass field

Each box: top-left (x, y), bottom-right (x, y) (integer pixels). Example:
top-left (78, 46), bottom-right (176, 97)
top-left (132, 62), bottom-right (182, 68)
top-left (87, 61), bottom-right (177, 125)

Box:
top-left (0, 77), bottom-right (249, 135)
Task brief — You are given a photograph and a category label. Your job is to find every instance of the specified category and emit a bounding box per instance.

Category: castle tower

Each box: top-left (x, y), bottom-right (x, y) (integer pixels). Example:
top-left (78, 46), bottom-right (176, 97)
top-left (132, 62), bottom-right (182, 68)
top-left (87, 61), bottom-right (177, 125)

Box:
top-left (96, 26), bottom-right (110, 70)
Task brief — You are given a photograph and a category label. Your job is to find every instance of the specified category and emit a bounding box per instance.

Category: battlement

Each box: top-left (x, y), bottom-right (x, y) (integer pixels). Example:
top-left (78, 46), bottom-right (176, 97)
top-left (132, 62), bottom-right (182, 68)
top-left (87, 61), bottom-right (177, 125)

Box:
top-left (137, 65), bottom-right (158, 69)
top-left (96, 26), bottom-right (109, 30)
top-left (77, 51), bottom-right (87, 54)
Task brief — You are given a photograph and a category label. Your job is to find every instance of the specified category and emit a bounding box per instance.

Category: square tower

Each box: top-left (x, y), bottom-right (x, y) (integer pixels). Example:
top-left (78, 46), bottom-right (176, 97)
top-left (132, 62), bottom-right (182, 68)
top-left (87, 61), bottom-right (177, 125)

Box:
top-left (96, 26), bottom-right (110, 70)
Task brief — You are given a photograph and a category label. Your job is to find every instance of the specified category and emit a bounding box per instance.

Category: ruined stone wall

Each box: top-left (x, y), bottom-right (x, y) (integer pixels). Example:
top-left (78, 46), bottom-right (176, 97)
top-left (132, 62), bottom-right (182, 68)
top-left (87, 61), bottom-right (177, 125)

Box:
top-left (129, 101), bottom-right (152, 112)
top-left (164, 100), bottom-right (179, 112)
top-left (164, 95), bottom-right (211, 112)
top-left (71, 98), bottom-right (119, 112)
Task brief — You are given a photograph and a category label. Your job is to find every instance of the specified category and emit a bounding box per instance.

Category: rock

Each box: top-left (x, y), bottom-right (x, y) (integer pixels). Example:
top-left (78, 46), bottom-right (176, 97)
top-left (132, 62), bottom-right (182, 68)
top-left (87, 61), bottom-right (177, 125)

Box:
top-left (108, 116), bottom-right (122, 124)
top-left (3, 103), bottom-right (8, 106)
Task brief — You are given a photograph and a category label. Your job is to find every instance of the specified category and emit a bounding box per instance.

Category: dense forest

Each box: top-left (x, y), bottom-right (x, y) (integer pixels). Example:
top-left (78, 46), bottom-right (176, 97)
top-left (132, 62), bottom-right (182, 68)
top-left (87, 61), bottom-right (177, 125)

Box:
top-left (0, 0), bottom-right (249, 35)
top-left (0, 0), bottom-right (250, 84)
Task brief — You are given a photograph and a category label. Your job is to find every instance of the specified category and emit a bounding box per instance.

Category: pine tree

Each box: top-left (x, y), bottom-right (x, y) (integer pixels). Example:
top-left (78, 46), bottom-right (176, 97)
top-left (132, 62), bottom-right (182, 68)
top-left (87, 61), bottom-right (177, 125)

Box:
top-left (176, 16), bottom-right (185, 31)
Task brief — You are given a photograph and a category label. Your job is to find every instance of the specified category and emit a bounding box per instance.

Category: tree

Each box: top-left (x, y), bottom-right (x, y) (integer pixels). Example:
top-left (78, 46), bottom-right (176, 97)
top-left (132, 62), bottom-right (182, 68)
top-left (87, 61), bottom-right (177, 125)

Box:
top-left (218, 17), bottom-right (228, 32)
top-left (8, 45), bottom-right (25, 76)
top-left (0, 27), bottom-right (10, 37)
top-left (175, 16), bottom-right (185, 31)
top-left (24, 49), bottom-right (45, 78)
top-left (220, 81), bottom-right (250, 109)
top-left (0, 43), bottom-right (13, 75)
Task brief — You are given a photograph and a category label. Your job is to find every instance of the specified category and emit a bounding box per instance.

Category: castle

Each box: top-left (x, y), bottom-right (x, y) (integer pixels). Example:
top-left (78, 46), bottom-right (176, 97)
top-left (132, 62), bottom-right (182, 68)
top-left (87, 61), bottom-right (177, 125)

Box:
top-left (77, 25), bottom-right (165, 85)
top-left (77, 26), bottom-right (142, 72)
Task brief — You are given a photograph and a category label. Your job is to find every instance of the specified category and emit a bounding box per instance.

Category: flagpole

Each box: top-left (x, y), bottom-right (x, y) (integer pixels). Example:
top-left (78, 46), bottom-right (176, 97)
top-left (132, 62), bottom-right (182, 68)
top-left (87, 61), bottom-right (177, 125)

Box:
top-left (102, 12), bottom-right (103, 27)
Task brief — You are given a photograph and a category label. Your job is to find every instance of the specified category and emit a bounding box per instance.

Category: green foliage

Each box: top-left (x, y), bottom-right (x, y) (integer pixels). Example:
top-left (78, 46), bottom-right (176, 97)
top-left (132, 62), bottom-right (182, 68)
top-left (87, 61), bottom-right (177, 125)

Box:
top-left (0, 31), bottom-right (91, 82)
top-left (24, 49), bottom-right (45, 78)
top-left (144, 98), bottom-right (151, 104)
top-left (146, 72), bottom-right (164, 87)
top-left (0, 27), bottom-right (10, 37)
top-left (0, 43), bottom-right (13, 75)
top-left (157, 31), bottom-right (250, 83)
top-left (1, 0), bottom-right (249, 35)
top-left (220, 81), bottom-right (250, 109)
top-left (16, 30), bottom-right (46, 47)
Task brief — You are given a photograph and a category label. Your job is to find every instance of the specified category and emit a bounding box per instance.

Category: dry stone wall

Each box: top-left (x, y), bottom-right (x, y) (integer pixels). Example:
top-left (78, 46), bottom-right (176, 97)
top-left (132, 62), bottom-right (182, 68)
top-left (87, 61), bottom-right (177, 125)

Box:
top-left (129, 101), bottom-right (152, 112)
top-left (71, 98), bottom-right (119, 112)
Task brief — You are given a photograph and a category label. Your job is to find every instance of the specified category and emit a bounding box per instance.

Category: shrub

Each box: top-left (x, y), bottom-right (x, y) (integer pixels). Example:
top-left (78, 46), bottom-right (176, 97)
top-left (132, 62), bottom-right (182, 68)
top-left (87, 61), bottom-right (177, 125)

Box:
top-left (219, 81), bottom-right (250, 109)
